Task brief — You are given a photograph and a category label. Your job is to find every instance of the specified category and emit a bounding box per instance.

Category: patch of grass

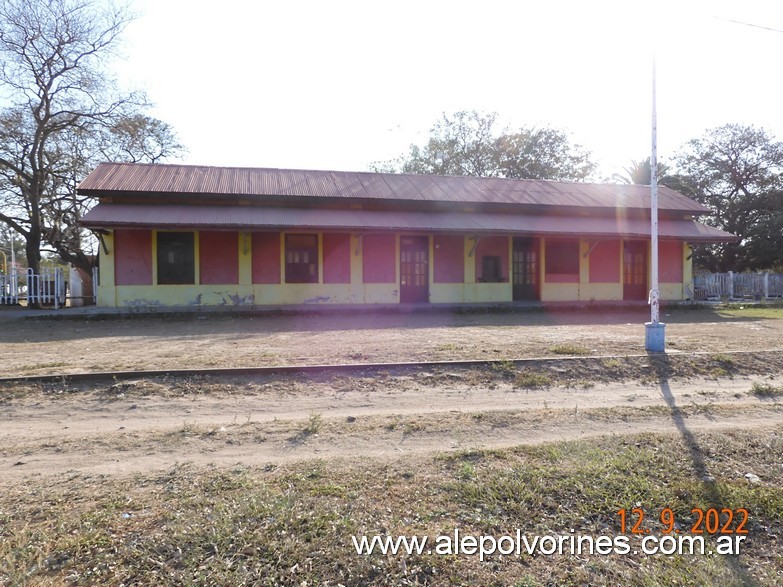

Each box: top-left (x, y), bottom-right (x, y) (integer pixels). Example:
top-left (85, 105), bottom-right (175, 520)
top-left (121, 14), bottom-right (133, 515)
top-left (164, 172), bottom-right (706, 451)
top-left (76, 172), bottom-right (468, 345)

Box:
top-left (402, 420), bottom-right (425, 435)
top-left (548, 343), bottom-right (590, 356)
top-left (710, 353), bottom-right (736, 366)
top-left (750, 381), bottom-right (783, 397)
top-left (718, 304), bottom-right (783, 320)
top-left (18, 361), bottom-right (69, 372)
top-left (513, 370), bottom-right (552, 389)
top-left (490, 359), bottom-right (517, 377)
top-left (437, 343), bottom-right (461, 352)
top-left (303, 412), bottom-right (322, 435)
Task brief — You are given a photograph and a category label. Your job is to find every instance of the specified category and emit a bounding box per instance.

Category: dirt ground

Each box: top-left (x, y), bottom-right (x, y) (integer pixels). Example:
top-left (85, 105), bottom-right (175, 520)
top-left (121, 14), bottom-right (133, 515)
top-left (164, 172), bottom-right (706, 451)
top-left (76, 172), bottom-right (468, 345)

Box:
top-left (2, 306), bottom-right (783, 377)
top-left (1, 305), bottom-right (782, 483)
top-left (1, 357), bottom-right (781, 482)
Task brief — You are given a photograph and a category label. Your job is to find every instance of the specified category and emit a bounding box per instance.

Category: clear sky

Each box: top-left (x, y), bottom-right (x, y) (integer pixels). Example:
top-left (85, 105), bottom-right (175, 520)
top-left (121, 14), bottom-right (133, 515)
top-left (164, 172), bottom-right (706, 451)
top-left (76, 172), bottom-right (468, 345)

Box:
top-left (115, 0), bottom-right (783, 179)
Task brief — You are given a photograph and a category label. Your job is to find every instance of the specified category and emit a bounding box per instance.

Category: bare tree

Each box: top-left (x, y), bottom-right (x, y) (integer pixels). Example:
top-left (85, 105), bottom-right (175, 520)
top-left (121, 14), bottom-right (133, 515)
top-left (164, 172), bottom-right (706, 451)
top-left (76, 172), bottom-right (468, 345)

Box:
top-left (0, 0), bottom-right (182, 284)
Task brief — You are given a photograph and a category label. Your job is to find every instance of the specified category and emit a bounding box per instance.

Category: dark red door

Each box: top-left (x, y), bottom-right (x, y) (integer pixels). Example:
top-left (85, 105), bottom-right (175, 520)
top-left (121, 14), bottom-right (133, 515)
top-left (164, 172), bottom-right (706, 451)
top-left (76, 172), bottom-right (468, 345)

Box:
top-left (512, 237), bottom-right (539, 301)
top-left (400, 236), bottom-right (429, 303)
top-left (623, 241), bottom-right (648, 300)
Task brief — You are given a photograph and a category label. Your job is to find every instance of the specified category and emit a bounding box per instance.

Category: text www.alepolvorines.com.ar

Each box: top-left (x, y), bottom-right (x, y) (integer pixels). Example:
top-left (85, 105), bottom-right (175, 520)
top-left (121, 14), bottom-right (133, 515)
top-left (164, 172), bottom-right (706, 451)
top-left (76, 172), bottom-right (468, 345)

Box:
top-left (352, 530), bottom-right (746, 561)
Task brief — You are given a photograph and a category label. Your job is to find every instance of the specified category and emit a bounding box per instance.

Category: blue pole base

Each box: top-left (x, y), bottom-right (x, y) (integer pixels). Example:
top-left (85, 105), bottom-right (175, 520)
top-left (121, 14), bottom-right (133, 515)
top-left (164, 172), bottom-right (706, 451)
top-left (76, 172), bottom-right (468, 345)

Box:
top-left (645, 322), bottom-right (666, 353)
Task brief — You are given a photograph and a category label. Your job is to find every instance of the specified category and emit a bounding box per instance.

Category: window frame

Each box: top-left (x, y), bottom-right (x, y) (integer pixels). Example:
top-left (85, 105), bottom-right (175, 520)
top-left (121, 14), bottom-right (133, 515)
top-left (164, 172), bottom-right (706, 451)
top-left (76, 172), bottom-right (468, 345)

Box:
top-left (480, 255), bottom-right (502, 283)
top-left (285, 233), bottom-right (319, 284)
top-left (156, 231), bottom-right (195, 285)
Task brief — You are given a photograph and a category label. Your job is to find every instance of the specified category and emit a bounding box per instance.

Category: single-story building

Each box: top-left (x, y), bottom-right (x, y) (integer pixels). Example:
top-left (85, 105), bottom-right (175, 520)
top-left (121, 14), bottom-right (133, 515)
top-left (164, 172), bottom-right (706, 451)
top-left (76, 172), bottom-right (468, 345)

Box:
top-left (78, 162), bottom-right (736, 308)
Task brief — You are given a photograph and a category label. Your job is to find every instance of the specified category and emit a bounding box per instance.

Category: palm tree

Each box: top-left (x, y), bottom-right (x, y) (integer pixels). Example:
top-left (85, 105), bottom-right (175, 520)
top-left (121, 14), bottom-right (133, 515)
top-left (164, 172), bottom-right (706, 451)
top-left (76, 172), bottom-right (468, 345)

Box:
top-left (613, 157), bottom-right (669, 185)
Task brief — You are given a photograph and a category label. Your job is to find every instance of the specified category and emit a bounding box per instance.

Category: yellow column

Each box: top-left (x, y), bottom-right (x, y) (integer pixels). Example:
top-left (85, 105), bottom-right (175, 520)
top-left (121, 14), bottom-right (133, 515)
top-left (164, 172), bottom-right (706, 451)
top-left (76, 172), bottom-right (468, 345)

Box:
top-left (238, 232), bottom-right (252, 285)
top-left (193, 231), bottom-right (200, 285)
top-left (350, 234), bottom-right (363, 284)
top-left (579, 239), bottom-right (590, 301)
top-left (683, 242), bottom-right (693, 300)
top-left (464, 237), bottom-right (475, 283)
top-left (97, 230), bottom-right (116, 307)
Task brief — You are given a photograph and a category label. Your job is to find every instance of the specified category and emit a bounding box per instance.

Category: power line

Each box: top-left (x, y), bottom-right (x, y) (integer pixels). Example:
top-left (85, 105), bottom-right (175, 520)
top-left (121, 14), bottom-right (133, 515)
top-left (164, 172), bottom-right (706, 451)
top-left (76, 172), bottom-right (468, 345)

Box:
top-left (714, 16), bottom-right (783, 34)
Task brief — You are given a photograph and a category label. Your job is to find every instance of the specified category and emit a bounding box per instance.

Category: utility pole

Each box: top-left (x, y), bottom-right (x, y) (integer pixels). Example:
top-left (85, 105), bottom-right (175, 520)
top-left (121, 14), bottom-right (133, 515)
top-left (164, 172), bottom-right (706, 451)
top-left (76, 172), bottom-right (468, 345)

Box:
top-left (645, 60), bottom-right (666, 352)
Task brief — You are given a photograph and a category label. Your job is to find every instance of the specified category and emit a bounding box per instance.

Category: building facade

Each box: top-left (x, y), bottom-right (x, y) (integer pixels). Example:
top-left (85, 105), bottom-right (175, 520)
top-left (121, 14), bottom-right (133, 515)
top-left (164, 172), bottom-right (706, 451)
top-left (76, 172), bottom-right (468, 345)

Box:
top-left (79, 163), bottom-right (735, 309)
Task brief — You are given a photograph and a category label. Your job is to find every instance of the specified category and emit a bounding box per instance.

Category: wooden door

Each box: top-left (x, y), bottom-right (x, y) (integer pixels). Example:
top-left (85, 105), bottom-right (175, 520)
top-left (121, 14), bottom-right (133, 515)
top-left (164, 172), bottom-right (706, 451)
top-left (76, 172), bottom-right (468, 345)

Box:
top-left (623, 241), bottom-right (648, 300)
top-left (512, 237), bottom-right (539, 301)
top-left (400, 236), bottom-right (429, 303)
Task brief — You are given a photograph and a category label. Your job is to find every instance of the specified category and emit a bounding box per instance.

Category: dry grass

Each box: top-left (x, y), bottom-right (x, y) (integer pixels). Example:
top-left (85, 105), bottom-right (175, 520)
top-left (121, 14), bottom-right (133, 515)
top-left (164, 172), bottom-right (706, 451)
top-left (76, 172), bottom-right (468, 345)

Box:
top-left (1, 428), bottom-right (781, 586)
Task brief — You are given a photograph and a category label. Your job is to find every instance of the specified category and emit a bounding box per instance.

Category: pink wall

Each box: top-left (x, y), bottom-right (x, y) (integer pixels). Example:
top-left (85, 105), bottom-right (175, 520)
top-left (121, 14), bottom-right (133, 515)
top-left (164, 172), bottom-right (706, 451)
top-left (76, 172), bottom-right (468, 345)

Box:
top-left (660, 241), bottom-right (683, 283)
top-left (252, 232), bottom-right (281, 284)
top-left (589, 240), bottom-right (621, 283)
top-left (363, 234), bottom-right (396, 283)
top-left (114, 229), bottom-right (152, 285)
top-left (200, 231), bottom-right (238, 285)
top-left (323, 233), bottom-right (351, 284)
top-left (434, 235), bottom-right (464, 283)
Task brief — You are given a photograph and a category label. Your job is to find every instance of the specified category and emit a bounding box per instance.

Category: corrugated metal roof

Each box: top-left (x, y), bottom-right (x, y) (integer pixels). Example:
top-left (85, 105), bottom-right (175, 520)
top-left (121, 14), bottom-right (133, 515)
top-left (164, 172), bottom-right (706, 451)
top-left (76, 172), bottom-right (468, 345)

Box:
top-left (81, 203), bottom-right (736, 242)
top-left (77, 162), bottom-right (710, 213)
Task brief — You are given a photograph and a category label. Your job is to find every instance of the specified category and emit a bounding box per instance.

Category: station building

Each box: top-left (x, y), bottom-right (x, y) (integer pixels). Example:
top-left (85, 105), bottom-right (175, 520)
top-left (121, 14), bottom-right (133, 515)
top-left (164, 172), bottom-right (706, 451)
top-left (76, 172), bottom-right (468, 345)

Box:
top-left (79, 162), bottom-right (735, 309)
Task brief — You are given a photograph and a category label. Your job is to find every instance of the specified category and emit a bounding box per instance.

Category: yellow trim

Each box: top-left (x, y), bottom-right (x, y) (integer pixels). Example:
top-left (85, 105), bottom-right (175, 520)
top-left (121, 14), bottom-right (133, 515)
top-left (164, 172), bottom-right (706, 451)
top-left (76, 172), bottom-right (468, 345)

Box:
top-left (464, 237), bottom-right (475, 283)
top-left (238, 231), bottom-right (252, 285)
top-left (683, 242), bottom-right (693, 299)
top-left (507, 236), bottom-right (513, 285)
top-left (350, 234), bottom-right (363, 285)
top-left (579, 239), bottom-right (590, 284)
top-left (151, 229), bottom-right (158, 285)
top-left (194, 231), bottom-right (200, 285)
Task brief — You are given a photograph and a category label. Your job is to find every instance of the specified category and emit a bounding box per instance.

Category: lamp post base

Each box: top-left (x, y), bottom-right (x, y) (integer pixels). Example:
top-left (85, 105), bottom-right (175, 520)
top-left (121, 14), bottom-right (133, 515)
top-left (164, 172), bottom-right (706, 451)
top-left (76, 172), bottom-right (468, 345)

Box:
top-left (645, 322), bottom-right (666, 353)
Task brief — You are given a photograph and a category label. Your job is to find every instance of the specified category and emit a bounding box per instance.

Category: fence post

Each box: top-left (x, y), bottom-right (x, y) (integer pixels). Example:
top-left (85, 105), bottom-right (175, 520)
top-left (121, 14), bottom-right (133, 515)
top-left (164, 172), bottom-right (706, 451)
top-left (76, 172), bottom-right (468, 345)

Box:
top-left (764, 272), bottom-right (769, 301)
top-left (728, 271), bottom-right (734, 300)
top-left (27, 268), bottom-right (35, 306)
top-left (92, 266), bottom-right (99, 304)
top-left (12, 269), bottom-right (18, 304)
top-left (54, 268), bottom-right (61, 310)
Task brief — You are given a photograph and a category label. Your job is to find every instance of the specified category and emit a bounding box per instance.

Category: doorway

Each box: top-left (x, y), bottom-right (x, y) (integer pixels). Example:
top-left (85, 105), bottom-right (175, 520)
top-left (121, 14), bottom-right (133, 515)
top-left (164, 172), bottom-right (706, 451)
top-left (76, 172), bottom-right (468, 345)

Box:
top-left (512, 237), bottom-right (539, 301)
top-left (400, 236), bottom-right (429, 303)
top-left (623, 241), bottom-right (648, 300)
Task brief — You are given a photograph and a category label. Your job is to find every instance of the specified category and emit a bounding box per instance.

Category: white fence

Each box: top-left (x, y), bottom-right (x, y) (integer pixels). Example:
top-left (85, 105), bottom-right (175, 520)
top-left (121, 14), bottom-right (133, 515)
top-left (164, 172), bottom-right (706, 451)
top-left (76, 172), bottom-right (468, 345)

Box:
top-left (0, 268), bottom-right (67, 308)
top-left (0, 269), bottom-right (19, 305)
top-left (694, 272), bottom-right (783, 301)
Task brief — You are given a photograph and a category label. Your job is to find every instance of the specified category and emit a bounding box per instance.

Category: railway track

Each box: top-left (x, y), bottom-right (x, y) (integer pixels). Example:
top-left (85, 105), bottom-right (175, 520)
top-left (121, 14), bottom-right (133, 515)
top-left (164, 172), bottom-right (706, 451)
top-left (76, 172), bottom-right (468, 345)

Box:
top-left (2, 348), bottom-right (782, 385)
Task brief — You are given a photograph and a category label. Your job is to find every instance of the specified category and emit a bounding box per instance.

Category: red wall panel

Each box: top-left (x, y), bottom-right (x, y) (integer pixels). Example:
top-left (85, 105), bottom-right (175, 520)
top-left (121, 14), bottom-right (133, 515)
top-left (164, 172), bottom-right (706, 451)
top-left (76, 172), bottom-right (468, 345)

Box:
top-left (474, 236), bottom-right (508, 282)
top-left (588, 240), bottom-right (621, 283)
top-left (199, 231), bottom-right (238, 285)
top-left (252, 232), bottom-right (281, 284)
top-left (660, 241), bottom-right (683, 283)
top-left (114, 229), bottom-right (152, 286)
top-left (363, 233), bottom-right (396, 283)
top-left (545, 239), bottom-right (580, 283)
top-left (434, 235), bottom-right (464, 283)
top-left (323, 233), bottom-right (351, 284)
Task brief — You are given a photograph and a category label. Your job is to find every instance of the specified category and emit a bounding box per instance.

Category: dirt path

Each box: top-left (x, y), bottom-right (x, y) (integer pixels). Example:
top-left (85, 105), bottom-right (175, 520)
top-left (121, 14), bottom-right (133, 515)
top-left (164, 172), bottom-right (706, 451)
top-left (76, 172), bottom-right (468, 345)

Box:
top-left (2, 307), bottom-right (782, 377)
top-left (2, 370), bottom-right (780, 481)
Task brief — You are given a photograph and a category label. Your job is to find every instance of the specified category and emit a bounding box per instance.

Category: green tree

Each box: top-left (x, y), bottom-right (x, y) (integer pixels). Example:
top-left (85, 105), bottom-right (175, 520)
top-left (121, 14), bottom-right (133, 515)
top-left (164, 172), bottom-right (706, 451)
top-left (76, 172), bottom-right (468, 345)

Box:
top-left (374, 110), bottom-right (596, 181)
top-left (494, 127), bottom-right (595, 181)
top-left (0, 0), bottom-right (183, 284)
top-left (383, 110), bottom-right (501, 177)
top-left (670, 124), bottom-right (783, 271)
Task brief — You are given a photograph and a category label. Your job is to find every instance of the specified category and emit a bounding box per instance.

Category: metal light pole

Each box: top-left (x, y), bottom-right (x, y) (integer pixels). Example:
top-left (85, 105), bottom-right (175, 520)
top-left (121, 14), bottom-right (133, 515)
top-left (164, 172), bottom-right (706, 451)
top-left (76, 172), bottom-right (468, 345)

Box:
top-left (645, 60), bottom-right (666, 352)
